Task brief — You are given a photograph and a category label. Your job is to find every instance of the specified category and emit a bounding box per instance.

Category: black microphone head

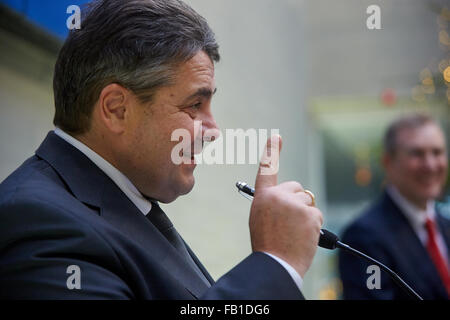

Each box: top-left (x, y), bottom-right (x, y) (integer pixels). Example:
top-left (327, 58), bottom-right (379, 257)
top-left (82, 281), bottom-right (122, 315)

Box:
top-left (318, 229), bottom-right (339, 250)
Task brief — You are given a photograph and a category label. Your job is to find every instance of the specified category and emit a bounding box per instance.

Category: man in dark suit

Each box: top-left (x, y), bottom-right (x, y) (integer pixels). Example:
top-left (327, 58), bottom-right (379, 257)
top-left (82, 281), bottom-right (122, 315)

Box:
top-left (0, 0), bottom-right (323, 299)
top-left (339, 114), bottom-right (450, 299)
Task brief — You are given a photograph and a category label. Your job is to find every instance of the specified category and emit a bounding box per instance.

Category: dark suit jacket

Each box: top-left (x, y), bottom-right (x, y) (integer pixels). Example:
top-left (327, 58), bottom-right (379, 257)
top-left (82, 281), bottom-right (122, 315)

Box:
top-left (0, 131), bottom-right (303, 300)
top-left (339, 191), bottom-right (450, 300)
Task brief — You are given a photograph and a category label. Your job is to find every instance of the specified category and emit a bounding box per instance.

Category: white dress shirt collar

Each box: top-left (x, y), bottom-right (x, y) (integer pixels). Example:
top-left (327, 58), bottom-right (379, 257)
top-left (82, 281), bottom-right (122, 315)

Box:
top-left (386, 185), bottom-right (449, 263)
top-left (54, 128), bottom-right (152, 215)
top-left (386, 185), bottom-right (435, 232)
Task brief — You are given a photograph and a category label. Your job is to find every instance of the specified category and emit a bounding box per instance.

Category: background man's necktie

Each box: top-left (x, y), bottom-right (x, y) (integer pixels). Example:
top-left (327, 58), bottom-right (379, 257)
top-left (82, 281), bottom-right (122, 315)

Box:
top-left (425, 217), bottom-right (450, 298)
top-left (146, 202), bottom-right (211, 287)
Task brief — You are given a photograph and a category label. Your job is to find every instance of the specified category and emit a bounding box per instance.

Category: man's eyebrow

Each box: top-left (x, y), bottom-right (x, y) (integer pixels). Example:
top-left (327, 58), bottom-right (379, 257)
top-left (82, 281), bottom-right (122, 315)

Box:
top-left (182, 87), bottom-right (217, 103)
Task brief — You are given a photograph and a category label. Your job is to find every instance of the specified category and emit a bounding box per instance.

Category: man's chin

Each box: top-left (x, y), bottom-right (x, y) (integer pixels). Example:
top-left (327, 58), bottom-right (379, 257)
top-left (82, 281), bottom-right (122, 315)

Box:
top-left (422, 188), bottom-right (443, 201)
top-left (409, 187), bottom-right (442, 205)
top-left (159, 176), bottom-right (195, 204)
top-left (179, 177), bottom-right (195, 196)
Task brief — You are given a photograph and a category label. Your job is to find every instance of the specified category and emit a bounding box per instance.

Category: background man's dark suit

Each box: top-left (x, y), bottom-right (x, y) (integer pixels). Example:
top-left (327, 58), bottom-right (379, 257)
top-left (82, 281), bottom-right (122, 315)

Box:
top-left (0, 132), bottom-right (303, 299)
top-left (339, 191), bottom-right (450, 299)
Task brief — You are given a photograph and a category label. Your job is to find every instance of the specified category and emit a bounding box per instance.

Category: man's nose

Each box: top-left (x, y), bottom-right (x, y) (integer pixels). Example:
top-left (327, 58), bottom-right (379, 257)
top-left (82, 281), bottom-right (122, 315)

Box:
top-left (201, 110), bottom-right (220, 142)
top-left (423, 152), bottom-right (439, 171)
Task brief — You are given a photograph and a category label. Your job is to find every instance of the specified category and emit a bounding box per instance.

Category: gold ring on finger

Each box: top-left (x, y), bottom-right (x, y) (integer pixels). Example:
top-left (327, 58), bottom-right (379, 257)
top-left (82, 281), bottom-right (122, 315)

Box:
top-left (304, 190), bottom-right (316, 207)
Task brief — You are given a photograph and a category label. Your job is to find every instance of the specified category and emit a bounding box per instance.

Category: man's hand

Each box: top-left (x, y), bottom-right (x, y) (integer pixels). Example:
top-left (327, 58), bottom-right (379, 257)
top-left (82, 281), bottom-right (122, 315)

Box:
top-left (249, 135), bottom-right (323, 278)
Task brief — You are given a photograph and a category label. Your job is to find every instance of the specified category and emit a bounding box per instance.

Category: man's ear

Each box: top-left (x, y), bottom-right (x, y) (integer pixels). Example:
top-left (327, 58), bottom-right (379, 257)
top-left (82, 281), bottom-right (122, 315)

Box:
top-left (96, 83), bottom-right (130, 134)
top-left (382, 152), bottom-right (391, 171)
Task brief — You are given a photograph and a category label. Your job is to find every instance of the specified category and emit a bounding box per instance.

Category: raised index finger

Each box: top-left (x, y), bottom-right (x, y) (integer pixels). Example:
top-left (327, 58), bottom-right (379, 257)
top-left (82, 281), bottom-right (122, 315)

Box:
top-left (254, 134), bottom-right (282, 190)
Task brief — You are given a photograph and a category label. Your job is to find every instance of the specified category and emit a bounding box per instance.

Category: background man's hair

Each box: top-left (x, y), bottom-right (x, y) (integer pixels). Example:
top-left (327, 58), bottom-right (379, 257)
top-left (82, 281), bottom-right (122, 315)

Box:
top-left (383, 113), bottom-right (437, 155)
top-left (53, 0), bottom-right (220, 134)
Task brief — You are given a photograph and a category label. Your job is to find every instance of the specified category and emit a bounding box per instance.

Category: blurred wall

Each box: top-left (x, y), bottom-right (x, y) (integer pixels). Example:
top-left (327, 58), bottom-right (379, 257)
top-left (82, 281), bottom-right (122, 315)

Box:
top-left (0, 16), bottom-right (56, 182)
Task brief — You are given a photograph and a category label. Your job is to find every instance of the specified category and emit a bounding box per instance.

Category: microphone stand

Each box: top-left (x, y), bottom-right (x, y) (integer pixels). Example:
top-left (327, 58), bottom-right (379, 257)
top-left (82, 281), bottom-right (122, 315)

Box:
top-left (335, 241), bottom-right (423, 300)
top-left (318, 228), bottom-right (423, 300)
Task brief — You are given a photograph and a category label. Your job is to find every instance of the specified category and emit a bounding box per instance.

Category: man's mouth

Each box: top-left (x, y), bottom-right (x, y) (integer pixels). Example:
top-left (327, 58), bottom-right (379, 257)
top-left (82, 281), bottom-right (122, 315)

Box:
top-left (176, 138), bottom-right (207, 165)
top-left (180, 147), bottom-right (201, 164)
top-left (180, 151), bottom-right (195, 161)
top-left (415, 174), bottom-right (444, 188)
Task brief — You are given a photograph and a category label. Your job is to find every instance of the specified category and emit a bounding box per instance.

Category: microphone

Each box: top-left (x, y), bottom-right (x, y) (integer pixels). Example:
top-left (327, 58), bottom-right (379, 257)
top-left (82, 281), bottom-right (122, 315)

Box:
top-left (235, 181), bottom-right (423, 300)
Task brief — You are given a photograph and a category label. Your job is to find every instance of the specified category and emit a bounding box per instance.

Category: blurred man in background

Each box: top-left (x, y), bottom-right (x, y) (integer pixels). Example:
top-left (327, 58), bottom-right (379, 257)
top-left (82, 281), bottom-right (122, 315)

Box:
top-left (339, 113), bottom-right (450, 299)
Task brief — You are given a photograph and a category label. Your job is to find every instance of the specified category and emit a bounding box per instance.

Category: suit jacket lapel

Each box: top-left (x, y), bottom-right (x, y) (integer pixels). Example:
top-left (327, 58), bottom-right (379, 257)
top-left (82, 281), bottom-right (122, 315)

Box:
top-left (35, 131), bottom-right (209, 299)
top-left (184, 239), bottom-right (215, 286)
top-left (383, 193), bottom-right (448, 297)
top-left (99, 179), bottom-right (210, 298)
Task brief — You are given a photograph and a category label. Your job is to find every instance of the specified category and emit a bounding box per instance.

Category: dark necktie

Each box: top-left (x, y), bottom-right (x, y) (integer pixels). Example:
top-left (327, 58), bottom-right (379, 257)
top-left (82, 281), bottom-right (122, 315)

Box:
top-left (425, 217), bottom-right (450, 298)
top-left (146, 202), bottom-right (211, 287)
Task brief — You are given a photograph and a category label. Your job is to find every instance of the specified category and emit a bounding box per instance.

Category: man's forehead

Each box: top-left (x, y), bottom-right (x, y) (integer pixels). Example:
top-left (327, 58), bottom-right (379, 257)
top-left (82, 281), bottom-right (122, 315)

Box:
top-left (397, 124), bottom-right (446, 148)
top-left (171, 52), bottom-right (215, 94)
top-left (151, 52), bottom-right (215, 103)
top-left (177, 51), bottom-right (215, 79)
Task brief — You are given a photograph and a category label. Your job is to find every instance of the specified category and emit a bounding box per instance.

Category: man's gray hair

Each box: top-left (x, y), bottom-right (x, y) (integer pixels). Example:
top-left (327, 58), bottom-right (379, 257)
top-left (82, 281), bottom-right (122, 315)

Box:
top-left (384, 113), bottom-right (437, 155)
top-left (53, 0), bottom-right (220, 134)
